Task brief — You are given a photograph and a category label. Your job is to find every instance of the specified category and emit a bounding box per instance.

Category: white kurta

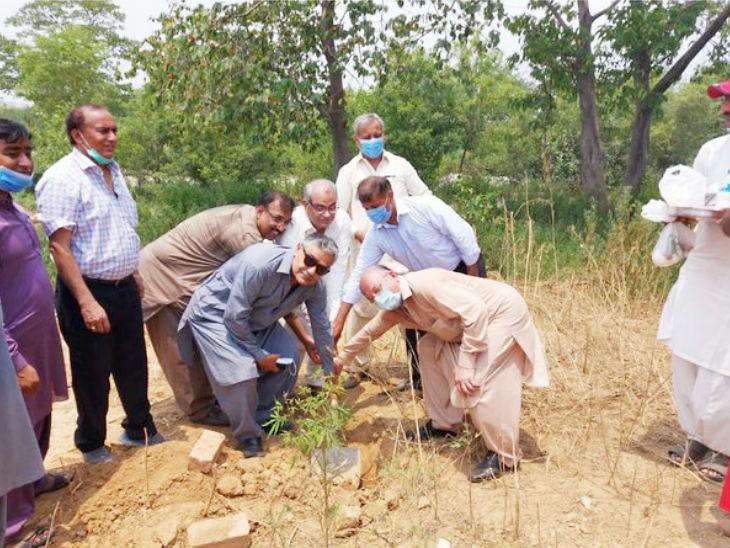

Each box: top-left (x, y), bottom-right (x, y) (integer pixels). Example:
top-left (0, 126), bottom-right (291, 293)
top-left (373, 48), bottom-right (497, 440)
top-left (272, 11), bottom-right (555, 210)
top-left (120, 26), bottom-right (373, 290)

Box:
top-left (658, 135), bottom-right (730, 377)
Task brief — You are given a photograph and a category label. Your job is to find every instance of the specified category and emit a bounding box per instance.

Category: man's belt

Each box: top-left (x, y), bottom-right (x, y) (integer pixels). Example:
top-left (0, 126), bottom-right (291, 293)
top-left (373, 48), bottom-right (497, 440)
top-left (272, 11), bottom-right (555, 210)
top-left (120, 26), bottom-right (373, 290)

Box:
top-left (83, 275), bottom-right (134, 287)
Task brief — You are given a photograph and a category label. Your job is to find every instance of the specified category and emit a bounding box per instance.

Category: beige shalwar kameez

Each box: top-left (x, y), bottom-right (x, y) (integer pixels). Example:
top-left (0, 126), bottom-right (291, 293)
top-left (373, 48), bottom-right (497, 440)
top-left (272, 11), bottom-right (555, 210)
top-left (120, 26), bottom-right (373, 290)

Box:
top-left (339, 269), bottom-right (549, 466)
top-left (139, 205), bottom-right (263, 419)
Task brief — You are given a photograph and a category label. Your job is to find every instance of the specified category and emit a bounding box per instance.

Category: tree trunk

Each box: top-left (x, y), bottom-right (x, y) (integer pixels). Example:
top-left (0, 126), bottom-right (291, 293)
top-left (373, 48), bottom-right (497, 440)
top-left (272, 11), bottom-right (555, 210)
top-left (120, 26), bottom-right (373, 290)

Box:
top-left (320, 0), bottom-right (349, 178)
top-left (623, 1), bottom-right (730, 192)
top-left (576, 0), bottom-right (608, 209)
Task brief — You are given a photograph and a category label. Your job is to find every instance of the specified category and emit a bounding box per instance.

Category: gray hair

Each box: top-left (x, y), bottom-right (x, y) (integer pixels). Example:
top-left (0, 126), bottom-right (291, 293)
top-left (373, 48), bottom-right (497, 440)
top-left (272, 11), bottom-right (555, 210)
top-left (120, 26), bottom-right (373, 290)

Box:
top-left (303, 233), bottom-right (339, 261)
top-left (303, 179), bottom-right (336, 202)
top-left (352, 113), bottom-right (384, 137)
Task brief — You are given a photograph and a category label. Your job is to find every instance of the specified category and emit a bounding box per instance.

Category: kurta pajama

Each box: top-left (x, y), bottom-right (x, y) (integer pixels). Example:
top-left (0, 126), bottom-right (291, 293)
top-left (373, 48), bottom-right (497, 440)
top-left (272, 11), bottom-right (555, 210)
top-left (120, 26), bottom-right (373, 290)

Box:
top-left (340, 269), bottom-right (548, 466)
top-left (140, 205), bottom-right (264, 419)
top-left (0, 194), bottom-right (67, 540)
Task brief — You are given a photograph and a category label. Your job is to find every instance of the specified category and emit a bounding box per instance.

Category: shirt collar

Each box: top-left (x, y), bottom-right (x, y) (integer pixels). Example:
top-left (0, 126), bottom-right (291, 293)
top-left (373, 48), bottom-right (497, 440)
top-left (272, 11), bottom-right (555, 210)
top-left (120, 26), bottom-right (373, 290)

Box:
top-left (399, 276), bottom-right (413, 302)
top-left (277, 246), bottom-right (297, 276)
top-left (71, 146), bottom-right (118, 172)
top-left (357, 149), bottom-right (391, 166)
top-left (375, 198), bottom-right (409, 230)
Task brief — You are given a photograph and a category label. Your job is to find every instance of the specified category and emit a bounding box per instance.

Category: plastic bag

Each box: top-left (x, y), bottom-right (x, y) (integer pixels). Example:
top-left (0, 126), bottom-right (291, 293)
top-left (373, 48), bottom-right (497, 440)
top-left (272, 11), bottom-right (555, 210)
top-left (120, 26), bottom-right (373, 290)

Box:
top-left (652, 222), bottom-right (694, 267)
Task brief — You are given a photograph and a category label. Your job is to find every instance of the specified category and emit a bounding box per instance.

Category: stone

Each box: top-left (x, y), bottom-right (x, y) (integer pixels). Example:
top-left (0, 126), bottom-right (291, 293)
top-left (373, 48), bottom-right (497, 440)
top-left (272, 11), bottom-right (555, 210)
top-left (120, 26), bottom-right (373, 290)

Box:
top-left (153, 516), bottom-right (181, 546)
top-left (189, 430), bottom-right (227, 474)
top-left (216, 474), bottom-right (244, 497)
top-left (187, 512), bottom-right (251, 548)
top-left (418, 496), bottom-right (431, 510)
top-left (311, 447), bottom-right (361, 490)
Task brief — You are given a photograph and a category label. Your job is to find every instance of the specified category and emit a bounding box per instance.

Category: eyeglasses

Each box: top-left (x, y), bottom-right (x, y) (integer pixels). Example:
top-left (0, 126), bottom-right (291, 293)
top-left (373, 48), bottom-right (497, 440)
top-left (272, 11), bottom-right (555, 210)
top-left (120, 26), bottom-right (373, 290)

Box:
top-left (265, 206), bottom-right (291, 227)
top-left (302, 248), bottom-right (330, 276)
top-left (307, 201), bottom-right (338, 214)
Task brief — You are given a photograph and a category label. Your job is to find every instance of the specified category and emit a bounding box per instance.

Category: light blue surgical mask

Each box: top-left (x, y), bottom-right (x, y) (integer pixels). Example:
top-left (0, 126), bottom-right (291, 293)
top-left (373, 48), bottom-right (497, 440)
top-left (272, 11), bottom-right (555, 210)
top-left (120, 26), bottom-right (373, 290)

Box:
top-left (366, 204), bottom-right (391, 225)
top-left (359, 137), bottom-right (384, 159)
top-left (80, 135), bottom-right (114, 165)
top-left (374, 284), bottom-right (402, 311)
top-left (0, 166), bottom-right (34, 193)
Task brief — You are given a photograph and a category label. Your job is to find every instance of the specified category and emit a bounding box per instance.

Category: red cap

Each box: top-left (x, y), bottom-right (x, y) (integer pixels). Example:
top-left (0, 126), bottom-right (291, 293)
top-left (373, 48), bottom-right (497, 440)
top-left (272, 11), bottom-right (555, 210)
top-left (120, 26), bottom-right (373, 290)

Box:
top-left (707, 79), bottom-right (730, 98)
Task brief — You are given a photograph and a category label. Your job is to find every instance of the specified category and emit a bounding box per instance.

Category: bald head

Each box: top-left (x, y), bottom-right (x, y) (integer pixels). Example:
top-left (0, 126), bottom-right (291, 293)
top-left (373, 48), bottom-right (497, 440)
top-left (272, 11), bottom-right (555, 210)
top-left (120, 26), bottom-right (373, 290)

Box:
top-left (359, 265), bottom-right (394, 300)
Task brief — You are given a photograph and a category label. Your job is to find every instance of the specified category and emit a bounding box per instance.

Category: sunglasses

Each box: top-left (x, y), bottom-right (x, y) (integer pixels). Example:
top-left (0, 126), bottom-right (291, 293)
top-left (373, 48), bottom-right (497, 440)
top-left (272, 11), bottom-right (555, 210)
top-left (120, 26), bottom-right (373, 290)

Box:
top-left (302, 248), bottom-right (330, 276)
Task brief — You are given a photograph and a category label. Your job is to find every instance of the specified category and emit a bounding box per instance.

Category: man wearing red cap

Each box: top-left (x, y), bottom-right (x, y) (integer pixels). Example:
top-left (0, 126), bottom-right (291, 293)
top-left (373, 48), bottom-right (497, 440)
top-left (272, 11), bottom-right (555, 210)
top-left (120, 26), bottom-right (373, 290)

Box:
top-left (658, 79), bottom-right (730, 484)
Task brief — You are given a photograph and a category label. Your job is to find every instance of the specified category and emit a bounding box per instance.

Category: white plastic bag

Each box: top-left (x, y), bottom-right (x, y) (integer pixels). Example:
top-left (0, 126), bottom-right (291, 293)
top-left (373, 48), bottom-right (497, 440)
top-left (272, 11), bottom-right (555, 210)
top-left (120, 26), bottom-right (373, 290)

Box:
top-left (651, 222), bottom-right (694, 267)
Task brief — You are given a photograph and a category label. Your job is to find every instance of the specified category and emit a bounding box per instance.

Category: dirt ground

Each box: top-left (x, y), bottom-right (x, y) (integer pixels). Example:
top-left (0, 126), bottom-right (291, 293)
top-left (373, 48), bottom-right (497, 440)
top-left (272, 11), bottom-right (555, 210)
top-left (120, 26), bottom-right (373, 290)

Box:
top-left (29, 279), bottom-right (730, 548)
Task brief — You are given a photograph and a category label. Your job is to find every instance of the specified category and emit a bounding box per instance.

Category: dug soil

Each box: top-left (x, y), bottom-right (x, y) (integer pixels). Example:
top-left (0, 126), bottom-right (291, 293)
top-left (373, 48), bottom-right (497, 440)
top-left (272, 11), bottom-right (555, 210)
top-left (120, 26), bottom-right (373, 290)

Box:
top-left (33, 280), bottom-right (730, 547)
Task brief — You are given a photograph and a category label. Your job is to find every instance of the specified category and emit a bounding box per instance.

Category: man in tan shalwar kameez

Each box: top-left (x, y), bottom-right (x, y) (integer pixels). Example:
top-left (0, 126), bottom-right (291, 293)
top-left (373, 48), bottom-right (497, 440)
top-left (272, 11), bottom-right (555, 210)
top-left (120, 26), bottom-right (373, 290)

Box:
top-left (336, 266), bottom-right (549, 481)
top-left (139, 192), bottom-right (295, 426)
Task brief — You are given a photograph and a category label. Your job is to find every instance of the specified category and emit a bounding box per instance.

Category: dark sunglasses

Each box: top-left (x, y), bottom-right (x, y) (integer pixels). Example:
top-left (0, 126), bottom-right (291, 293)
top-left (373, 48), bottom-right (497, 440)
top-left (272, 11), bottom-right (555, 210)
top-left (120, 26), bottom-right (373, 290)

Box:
top-left (303, 248), bottom-right (330, 276)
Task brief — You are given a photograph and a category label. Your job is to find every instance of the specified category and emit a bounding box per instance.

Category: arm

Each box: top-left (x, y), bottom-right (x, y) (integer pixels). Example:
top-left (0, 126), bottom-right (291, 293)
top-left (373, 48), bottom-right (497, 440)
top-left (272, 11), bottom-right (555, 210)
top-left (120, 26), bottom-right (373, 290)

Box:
top-left (325, 213), bottom-right (352, 320)
top-left (284, 311), bottom-right (319, 363)
top-left (430, 197), bottom-right (482, 269)
top-left (4, 326), bottom-right (39, 395)
top-left (305, 286), bottom-right (335, 374)
top-left (338, 310), bottom-right (400, 365)
top-left (402, 159), bottom-right (431, 196)
top-left (50, 228), bottom-right (111, 334)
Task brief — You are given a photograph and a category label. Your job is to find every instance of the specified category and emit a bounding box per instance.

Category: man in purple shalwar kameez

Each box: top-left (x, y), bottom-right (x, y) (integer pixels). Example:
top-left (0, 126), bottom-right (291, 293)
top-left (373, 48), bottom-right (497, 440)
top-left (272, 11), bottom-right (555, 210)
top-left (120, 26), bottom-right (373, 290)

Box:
top-left (0, 119), bottom-right (69, 545)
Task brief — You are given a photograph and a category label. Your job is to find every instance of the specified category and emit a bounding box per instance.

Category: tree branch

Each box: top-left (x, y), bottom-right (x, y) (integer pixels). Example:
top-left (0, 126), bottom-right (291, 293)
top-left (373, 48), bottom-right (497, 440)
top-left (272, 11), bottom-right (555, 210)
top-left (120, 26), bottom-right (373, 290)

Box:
top-left (591, 0), bottom-right (620, 23)
top-left (651, 0), bottom-right (730, 95)
top-left (543, 0), bottom-right (571, 33)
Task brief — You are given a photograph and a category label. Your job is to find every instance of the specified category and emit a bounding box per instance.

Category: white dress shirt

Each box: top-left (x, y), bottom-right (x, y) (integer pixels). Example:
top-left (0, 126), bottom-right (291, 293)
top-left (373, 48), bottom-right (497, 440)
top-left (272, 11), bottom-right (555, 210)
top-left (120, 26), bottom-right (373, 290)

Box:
top-left (36, 148), bottom-right (140, 280)
top-left (341, 195), bottom-right (481, 304)
top-left (278, 206), bottom-right (352, 318)
top-left (336, 150), bottom-right (430, 236)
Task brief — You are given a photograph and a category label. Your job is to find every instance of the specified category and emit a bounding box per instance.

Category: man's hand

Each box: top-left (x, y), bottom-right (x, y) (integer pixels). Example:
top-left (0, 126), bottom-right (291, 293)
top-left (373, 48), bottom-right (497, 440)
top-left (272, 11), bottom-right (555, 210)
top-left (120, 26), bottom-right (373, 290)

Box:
top-left (79, 298), bottom-right (111, 334)
top-left (354, 229), bottom-right (367, 243)
top-left (454, 365), bottom-right (479, 397)
top-left (332, 317), bottom-right (345, 346)
top-left (304, 339), bottom-right (322, 364)
top-left (132, 271), bottom-right (145, 300)
top-left (333, 356), bottom-right (344, 376)
top-left (256, 354), bottom-right (282, 374)
top-left (17, 364), bottom-right (40, 396)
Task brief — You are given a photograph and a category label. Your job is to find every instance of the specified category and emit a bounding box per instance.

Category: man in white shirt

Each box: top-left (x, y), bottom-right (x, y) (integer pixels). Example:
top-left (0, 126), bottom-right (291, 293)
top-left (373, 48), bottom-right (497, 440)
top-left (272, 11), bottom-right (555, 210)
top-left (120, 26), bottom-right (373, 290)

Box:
top-left (336, 113), bottom-right (431, 388)
top-left (659, 79), bottom-right (730, 483)
top-left (279, 179), bottom-right (351, 388)
top-left (332, 176), bottom-right (485, 384)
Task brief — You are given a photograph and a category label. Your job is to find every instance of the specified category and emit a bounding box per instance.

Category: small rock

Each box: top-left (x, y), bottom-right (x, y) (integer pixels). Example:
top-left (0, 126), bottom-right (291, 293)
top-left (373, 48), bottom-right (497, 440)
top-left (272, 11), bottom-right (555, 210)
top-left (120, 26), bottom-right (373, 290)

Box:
top-left (418, 496), bottom-right (430, 510)
top-left (153, 517), bottom-right (181, 546)
top-left (187, 512), bottom-right (251, 548)
top-left (216, 474), bottom-right (244, 497)
top-left (580, 496), bottom-right (594, 510)
top-left (311, 447), bottom-right (362, 490)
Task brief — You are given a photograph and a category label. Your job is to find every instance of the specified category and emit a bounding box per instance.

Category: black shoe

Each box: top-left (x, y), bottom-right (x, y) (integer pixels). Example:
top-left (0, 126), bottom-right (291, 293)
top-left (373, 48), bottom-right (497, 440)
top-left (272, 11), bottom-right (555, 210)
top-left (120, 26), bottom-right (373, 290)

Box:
top-left (191, 406), bottom-right (230, 427)
top-left (395, 377), bottom-right (422, 392)
top-left (238, 437), bottom-right (265, 458)
top-left (469, 452), bottom-right (515, 482)
top-left (405, 419), bottom-right (457, 441)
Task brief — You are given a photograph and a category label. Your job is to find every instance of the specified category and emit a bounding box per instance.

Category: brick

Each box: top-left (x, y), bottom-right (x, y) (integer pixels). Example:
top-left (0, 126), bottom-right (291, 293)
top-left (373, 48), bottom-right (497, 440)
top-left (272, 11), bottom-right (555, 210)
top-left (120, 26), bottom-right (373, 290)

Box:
top-left (189, 430), bottom-right (226, 473)
top-left (311, 447), bottom-right (362, 490)
top-left (186, 512), bottom-right (251, 548)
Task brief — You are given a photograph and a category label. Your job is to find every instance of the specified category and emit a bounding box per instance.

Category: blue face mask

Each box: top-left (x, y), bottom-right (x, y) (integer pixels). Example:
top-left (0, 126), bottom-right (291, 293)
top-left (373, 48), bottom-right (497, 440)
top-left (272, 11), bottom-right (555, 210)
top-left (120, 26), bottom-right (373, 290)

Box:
top-left (366, 204), bottom-right (391, 225)
top-left (0, 166), bottom-right (34, 193)
top-left (374, 284), bottom-right (402, 311)
top-left (359, 137), bottom-right (384, 159)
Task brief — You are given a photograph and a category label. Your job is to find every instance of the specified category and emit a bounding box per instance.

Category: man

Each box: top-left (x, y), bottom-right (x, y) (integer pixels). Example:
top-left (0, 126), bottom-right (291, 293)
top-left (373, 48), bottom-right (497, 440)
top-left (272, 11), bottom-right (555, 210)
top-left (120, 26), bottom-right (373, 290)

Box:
top-left (0, 119), bottom-right (70, 543)
top-left (336, 113), bottom-right (431, 386)
top-left (659, 79), bottom-right (730, 483)
top-left (140, 191), bottom-right (295, 425)
top-left (278, 179), bottom-right (351, 388)
top-left (337, 266), bottom-right (549, 482)
top-left (178, 234), bottom-right (338, 458)
top-left (0, 299), bottom-right (45, 545)
top-left (332, 176), bottom-right (486, 385)
top-left (36, 104), bottom-right (163, 465)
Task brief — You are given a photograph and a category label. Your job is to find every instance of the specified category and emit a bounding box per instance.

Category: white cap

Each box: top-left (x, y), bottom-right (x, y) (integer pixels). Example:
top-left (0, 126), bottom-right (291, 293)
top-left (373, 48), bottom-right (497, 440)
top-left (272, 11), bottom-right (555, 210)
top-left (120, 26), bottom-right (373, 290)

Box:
top-left (658, 165), bottom-right (707, 207)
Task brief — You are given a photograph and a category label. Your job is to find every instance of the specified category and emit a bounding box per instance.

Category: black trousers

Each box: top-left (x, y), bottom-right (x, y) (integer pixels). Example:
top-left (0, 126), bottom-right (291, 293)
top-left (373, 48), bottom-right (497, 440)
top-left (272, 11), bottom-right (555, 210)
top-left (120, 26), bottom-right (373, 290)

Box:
top-left (56, 276), bottom-right (157, 453)
top-left (405, 252), bottom-right (487, 384)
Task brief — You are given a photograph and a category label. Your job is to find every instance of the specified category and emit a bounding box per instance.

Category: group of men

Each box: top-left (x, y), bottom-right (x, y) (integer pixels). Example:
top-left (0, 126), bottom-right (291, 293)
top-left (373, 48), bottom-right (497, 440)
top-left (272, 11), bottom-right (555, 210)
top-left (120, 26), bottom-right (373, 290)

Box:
top-left (0, 103), bottom-right (550, 545)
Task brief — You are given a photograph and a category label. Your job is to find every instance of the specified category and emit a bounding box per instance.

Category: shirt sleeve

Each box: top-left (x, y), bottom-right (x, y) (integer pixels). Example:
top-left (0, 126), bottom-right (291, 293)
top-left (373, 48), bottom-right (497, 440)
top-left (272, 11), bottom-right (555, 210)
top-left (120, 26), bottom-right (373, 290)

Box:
top-left (336, 163), bottom-right (354, 215)
top-left (222, 265), bottom-right (270, 361)
top-left (342, 230), bottom-right (384, 304)
top-left (402, 159), bottom-right (431, 197)
top-left (35, 173), bottom-right (81, 237)
top-left (325, 213), bottom-right (351, 319)
top-left (305, 284), bottom-right (335, 373)
top-left (427, 197), bottom-right (481, 266)
top-left (4, 326), bottom-right (29, 372)
top-left (339, 310), bottom-right (400, 364)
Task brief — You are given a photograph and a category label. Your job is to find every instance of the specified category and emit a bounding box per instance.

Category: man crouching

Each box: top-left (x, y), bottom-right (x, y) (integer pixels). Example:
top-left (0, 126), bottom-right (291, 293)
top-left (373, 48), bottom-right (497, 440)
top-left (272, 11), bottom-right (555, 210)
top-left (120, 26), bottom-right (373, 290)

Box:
top-left (178, 234), bottom-right (338, 458)
top-left (336, 266), bottom-right (549, 481)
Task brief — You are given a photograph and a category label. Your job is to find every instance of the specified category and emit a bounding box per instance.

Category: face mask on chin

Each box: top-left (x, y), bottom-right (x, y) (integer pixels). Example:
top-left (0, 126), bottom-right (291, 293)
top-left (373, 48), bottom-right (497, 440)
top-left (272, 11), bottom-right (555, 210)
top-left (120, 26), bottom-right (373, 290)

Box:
top-left (0, 166), bottom-right (34, 193)
top-left (79, 134), bottom-right (114, 165)
top-left (373, 284), bottom-right (402, 310)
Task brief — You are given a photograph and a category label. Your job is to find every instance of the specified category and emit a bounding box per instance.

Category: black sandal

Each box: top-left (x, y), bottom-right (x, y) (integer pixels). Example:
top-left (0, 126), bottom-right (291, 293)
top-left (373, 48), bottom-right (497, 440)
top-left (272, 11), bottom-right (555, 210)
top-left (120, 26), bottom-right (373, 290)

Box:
top-left (667, 439), bottom-right (709, 466)
top-left (699, 451), bottom-right (728, 484)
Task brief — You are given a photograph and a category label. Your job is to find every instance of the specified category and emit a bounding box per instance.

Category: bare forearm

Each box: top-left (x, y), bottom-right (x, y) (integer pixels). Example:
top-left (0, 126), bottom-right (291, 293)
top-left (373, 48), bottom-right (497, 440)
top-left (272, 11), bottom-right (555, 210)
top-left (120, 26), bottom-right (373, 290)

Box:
top-left (284, 312), bottom-right (312, 346)
top-left (50, 242), bottom-right (95, 306)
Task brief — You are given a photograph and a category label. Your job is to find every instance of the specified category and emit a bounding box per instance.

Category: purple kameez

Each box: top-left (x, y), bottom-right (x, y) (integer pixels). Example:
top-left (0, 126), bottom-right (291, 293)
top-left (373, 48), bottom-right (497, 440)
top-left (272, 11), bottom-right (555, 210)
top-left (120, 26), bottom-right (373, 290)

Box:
top-left (0, 193), bottom-right (67, 541)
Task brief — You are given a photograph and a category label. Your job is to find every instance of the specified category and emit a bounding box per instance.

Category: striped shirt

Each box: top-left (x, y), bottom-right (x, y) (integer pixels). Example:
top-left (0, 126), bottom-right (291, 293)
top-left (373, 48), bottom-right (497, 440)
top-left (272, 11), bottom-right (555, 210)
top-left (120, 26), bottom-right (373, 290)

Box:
top-left (36, 148), bottom-right (140, 280)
